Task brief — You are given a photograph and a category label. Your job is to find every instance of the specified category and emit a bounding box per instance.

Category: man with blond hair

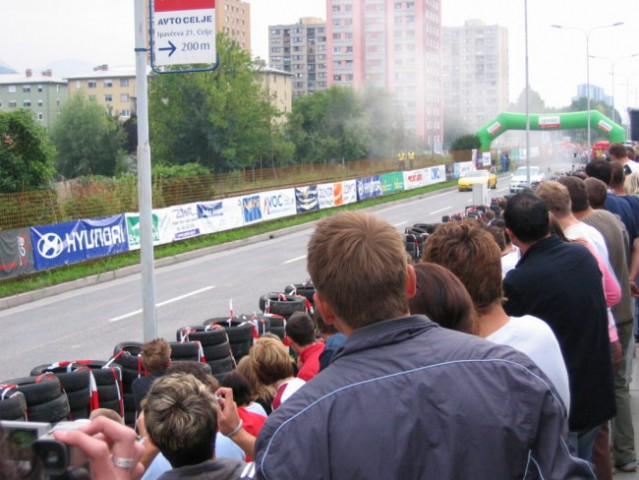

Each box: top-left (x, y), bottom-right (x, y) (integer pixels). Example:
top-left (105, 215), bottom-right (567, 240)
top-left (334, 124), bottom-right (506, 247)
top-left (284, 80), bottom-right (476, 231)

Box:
top-left (252, 210), bottom-right (594, 479)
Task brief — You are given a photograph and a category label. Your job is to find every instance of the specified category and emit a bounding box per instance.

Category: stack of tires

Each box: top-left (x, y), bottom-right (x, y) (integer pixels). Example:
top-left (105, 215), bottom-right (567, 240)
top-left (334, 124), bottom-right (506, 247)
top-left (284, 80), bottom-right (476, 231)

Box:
top-left (111, 343), bottom-right (145, 426)
top-left (0, 375), bottom-right (69, 423)
top-left (283, 282), bottom-right (315, 307)
top-left (0, 387), bottom-right (27, 421)
top-left (177, 326), bottom-right (234, 381)
top-left (404, 224), bottom-right (434, 261)
top-left (259, 291), bottom-right (309, 341)
top-left (77, 361), bottom-right (124, 419)
top-left (29, 364), bottom-right (92, 420)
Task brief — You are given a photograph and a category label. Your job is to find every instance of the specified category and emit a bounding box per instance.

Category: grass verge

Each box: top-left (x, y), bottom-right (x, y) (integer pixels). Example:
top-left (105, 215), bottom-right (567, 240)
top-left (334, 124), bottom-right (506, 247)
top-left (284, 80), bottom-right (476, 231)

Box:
top-left (0, 180), bottom-right (456, 298)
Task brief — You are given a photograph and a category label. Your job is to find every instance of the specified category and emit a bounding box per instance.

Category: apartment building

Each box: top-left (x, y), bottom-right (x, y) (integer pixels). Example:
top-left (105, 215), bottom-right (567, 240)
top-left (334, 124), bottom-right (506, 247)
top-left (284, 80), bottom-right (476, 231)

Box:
top-left (66, 68), bottom-right (137, 120)
top-left (255, 66), bottom-right (294, 123)
top-left (0, 71), bottom-right (68, 127)
top-left (217, 0), bottom-right (251, 51)
top-left (442, 20), bottom-right (509, 131)
top-left (326, 0), bottom-right (443, 142)
top-left (269, 17), bottom-right (328, 98)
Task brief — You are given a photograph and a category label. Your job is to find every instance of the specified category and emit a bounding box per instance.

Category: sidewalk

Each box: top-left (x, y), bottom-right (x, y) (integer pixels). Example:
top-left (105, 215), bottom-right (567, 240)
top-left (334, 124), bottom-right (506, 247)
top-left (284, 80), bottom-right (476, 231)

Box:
top-left (613, 345), bottom-right (639, 479)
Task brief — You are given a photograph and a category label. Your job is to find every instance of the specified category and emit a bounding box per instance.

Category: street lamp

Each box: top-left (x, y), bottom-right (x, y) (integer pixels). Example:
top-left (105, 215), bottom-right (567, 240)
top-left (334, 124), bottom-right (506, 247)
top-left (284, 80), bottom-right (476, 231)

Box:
top-left (551, 21), bottom-right (624, 148)
top-left (588, 53), bottom-right (639, 121)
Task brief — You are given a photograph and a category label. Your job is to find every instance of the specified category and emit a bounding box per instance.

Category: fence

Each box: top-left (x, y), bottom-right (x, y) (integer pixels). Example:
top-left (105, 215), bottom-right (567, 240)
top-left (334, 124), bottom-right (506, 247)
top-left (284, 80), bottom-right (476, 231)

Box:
top-left (0, 155), bottom-right (448, 230)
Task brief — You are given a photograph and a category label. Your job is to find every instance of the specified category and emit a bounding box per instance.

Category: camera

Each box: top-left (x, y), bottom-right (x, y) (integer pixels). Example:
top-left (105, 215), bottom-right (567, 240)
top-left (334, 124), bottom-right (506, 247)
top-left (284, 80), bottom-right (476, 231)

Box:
top-left (2, 419), bottom-right (89, 477)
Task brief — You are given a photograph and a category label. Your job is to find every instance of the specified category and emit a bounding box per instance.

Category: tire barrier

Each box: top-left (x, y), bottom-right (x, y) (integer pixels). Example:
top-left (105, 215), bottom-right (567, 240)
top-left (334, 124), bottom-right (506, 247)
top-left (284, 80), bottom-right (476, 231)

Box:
top-left (109, 343), bottom-right (144, 426)
top-left (283, 282), bottom-right (315, 306)
top-left (0, 387), bottom-right (27, 421)
top-left (177, 325), bottom-right (235, 382)
top-left (200, 317), bottom-right (254, 363)
top-left (0, 375), bottom-right (69, 423)
top-left (29, 365), bottom-right (92, 420)
top-left (259, 292), bottom-right (307, 318)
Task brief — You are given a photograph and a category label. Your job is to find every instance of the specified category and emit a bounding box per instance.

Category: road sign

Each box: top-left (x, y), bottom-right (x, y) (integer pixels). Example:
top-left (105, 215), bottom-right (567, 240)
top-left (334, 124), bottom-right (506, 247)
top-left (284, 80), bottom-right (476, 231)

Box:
top-left (152, 0), bottom-right (216, 68)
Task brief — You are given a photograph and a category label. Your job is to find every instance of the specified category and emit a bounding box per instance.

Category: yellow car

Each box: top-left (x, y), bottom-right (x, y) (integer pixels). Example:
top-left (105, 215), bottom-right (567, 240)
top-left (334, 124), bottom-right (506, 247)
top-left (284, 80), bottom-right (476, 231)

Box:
top-left (457, 169), bottom-right (497, 192)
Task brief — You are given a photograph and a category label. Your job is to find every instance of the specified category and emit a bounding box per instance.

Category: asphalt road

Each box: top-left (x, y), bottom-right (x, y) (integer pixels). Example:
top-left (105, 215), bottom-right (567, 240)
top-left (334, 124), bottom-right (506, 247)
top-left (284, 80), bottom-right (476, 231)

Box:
top-left (0, 176), bottom-right (518, 380)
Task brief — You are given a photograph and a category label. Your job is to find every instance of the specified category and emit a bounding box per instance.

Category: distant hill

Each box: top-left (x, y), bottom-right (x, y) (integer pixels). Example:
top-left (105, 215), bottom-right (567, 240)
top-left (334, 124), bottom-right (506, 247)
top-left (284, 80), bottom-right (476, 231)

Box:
top-left (0, 60), bottom-right (17, 74)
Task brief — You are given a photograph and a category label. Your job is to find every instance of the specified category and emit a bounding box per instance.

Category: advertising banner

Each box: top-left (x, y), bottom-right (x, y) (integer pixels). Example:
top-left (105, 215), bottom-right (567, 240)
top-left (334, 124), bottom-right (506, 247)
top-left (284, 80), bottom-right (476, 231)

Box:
top-left (241, 194), bottom-right (263, 225)
top-left (402, 169), bottom-right (426, 191)
top-left (125, 212), bottom-right (163, 251)
top-left (425, 165), bottom-right (446, 185)
top-left (295, 186), bottom-right (320, 213)
top-left (158, 203), bottom-right (201, 243)
top-left (0, 228), bottom-right (35, 280)
top-left (260, 188), bottom-right (297, 221)
top-left (31, 215), bottom-right (129, 270)
top-left (197, 197), bottom-right (244, 234)
top-left (453, 161), bottom-right (474, 179)
top-left (342, 180), bottom-right (357, 205)
top-left (317, 183), bottom-right (336, 210)
top-left (356, 175), bottom-right (383, 201)
top-left (381, 172), bottom-right (404, 195)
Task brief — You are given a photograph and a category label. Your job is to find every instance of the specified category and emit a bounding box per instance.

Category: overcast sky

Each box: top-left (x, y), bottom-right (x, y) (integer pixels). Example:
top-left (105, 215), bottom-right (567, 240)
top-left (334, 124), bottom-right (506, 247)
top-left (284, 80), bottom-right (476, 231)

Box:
top-left (2, 0), bottom-right (638, 112)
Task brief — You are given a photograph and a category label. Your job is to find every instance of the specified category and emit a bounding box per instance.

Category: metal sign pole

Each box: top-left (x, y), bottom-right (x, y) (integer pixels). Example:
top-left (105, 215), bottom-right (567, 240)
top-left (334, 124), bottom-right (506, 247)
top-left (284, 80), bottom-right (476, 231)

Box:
top-left (134, 0), bottom-right (157, 341)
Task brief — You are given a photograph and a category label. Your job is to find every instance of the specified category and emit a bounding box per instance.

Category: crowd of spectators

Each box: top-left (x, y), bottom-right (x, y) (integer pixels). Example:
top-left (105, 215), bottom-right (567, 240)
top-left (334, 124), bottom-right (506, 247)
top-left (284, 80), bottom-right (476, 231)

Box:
top-left (3, 142), bottom-right (639, 479)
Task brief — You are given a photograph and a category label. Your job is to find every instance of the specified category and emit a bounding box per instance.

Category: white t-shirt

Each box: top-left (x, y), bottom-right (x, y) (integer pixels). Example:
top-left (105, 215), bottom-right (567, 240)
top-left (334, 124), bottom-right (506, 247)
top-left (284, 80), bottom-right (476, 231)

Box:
top-left (487, 315), bottom-right (571, 414)
top-left (563, 222), bottom-right (611, 271)
top-left (501, 248), bottom-right (520, 277)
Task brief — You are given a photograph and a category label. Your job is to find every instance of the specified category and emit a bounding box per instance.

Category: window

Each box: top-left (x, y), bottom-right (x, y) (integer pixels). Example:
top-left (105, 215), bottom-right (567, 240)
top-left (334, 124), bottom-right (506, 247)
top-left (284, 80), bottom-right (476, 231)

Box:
top-left (120, 93), bottom-right (130, 102)
top-left (37, 113), bottom-right (44, 121)
top-left (9, 101), bottom-right (17, 108)
top-left (23, 100), bottom-right (31, 107)
top-left (37, 85), bottom-right (43, 92)
top-left (120, 109), bottom-right (131, 118)
top-left (104, 79), bottom-right (113, 88)
top-left (8, 85), bottom-right (16, 93)
top-left (38, 99), bottom-right (43, 107)
top-left (105, 94), bottom-right (113, 102)
top-left (23, 86), bottom-right (31, 93)
top-left (88, 80), bottom-right (97, 88)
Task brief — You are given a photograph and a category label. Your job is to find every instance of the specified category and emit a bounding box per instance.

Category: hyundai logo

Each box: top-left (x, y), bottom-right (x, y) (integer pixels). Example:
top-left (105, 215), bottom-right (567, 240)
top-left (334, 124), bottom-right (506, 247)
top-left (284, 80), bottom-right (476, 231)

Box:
top-left (37, 233), bottom-right (65, 259)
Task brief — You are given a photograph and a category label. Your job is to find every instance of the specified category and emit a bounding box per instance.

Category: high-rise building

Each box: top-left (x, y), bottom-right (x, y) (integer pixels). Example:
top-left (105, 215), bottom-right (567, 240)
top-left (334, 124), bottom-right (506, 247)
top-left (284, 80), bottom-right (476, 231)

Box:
top-left (67, 67), bottom-right (137, 120)
top-left (326, 0), bottom-right (442, 142)
top-left (217, 0), bottom-right (251, 52)
top-left (268, 17), bottom-right (328, 98)
top-left (442, 20), bottom-right (509, 131)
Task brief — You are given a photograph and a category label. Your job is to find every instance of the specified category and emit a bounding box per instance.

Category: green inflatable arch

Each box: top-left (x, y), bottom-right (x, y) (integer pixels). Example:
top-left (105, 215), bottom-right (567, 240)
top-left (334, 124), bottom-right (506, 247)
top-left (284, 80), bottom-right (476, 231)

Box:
top-left (476, 111), bottom-right (625, 150)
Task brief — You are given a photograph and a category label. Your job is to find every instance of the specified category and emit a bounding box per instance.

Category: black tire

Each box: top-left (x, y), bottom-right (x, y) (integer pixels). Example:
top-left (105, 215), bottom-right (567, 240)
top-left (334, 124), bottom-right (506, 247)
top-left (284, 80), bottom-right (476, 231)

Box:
top-left (283, 284), bottom-right (315, 304)
top-left (98, 399), bottom-right (122, 415)
top-left (114, 365), bottom-right (142, 389)
top-left (29, 366), bottom-right (91, 394)
top-left (258, 292), bottom-right (306, 317)
top-left (66, 387), bottom-right (91, 411)
top-left (0, 391), bottom-right (27, 421)
top-left (270, 327), bottom-right (286, 341)
top-left (97, 384), bottom-right (120, 403)
top-left (208, 357), bottom-right (235, 375)
top-left (112, 352), bottom-right (143, 372)
top-left (267, 315), bottom-right (285, 328)
top-left (223, 323), bottom-right (254, 344)
top-left (28, 394), bottom-right (70, 423)
top-left (203, 341), bottom-right (234, 361)
top-left (230, 341), bottom-right (251, 361)
top-left (2, 376), bottom-right (62, 406)
top-left (248, 315), bottom-right (271, 336)
top-left (69, 407), bottom-right (90, 420)
top-left (113, 342), bottom-right (143, 357)
top-left (169, 342), bottom-right (201, 361)
top-left (177, 325), bottom-right (229, 346)
top-left (91, 368), bottom-right (122, 387)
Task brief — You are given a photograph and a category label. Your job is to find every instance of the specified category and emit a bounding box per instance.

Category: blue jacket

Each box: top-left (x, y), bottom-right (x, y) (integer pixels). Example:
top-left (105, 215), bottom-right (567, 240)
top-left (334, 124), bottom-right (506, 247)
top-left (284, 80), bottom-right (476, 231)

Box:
top-left (255, 315), bottom-right (594, 479)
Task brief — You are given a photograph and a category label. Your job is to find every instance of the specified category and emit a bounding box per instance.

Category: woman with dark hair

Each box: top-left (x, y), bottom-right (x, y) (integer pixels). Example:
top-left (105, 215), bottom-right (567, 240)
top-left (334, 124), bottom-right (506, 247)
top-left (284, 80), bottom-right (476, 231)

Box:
top-left (409, 262), bottom-right (477, 335)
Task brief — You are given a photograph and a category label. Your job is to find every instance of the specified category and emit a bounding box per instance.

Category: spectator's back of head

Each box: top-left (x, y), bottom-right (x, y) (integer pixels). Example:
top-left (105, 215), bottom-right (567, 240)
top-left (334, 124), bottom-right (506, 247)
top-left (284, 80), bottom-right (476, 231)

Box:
top-left (142, 339), bottom-right (171, 373)
top-left (556, 176), bottom-right (589, 213)
top-left (625, 172), bottom-right (639, 195)
top-left (89, 407), bottom-right (124, 425)
top-left (308, 211), bottom-right (410, 329)
top-left (503, 192), bottom-right (550, 244)
top-left (536, 181), bottom-right (572, 218)
top-left (144, 373), bottom-right (217, 468)
top-left (608, 142), bottom-right (628, 161)
top-left (584, 177), bottom-right (608, 209)
top-left (166, 360), bottom-right (216, 390)
top-left (610, 161), bottom-right (625, 188)
top-left (627, 146), bottom-right (636, 161)
top-left (249, 336), bottom-right (293, 386)
top-left (409, 262), bottom-right (476, 334)
top-left (220, 371), bottom-right (253, 407)
top-left (422, 220), bottom-right (502, 314)
top-left (285, 312), bottom-right (316, 347)
top-left (585, 159), bottom-right (612, 185)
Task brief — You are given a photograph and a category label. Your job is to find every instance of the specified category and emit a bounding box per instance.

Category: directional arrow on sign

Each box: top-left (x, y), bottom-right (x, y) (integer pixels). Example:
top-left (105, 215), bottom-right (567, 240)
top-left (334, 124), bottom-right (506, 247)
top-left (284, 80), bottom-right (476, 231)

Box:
top-left (159, 41), bottom-right (176, 57)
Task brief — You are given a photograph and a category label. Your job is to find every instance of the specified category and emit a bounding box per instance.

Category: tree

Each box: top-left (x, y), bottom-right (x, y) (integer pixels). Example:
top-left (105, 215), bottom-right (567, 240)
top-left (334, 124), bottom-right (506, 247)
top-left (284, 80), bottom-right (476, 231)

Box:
top-left (50, 93), bottom-right (126, 178)
top-left (509, 86), bottom-right (549, 114)
top-left (450, 134), bottom-right (481, 162)
top-left (0, 109), bottom-right (55, 192)
top-left (149, 33), bottom-right (279, 173)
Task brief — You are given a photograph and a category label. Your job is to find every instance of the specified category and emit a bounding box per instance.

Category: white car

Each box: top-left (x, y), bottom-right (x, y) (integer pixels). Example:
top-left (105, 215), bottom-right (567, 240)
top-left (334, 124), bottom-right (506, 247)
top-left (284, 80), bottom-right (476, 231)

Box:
top-left (510, 166), bottom-right (545, 193)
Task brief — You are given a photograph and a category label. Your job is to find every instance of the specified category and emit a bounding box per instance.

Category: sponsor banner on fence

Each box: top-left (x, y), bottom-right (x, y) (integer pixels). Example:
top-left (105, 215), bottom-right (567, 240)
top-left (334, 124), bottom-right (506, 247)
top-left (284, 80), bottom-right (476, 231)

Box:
top-left (381, 172), bottom-right (404, 194)
top-left (295, 186), bottom-right (320, 213)
top-left (158, 203), bottom-right (202, 243)
top-left (197, 197), bottom-right (244, 234)
top-left (342, 180), bottom-right (357, 205)
top-left (317, 183), bottom-right (336, 210)
top-left (402, 169), bottom-right (426, 190)
top-left (356, 175), bottom-right (383, 201)
top-left (425, 165), bottom-right (446, 185)
top-left (125, 212), bottom-right (163, 251)
top-left (0, 228), bottom-right (35, 280)
top-left (260, 188), bottom-right (297, 221)
top-left (241, 194), bottom-right (263, 225)
top-left (31, 215), bottom-right (129, 270)
top-left (453, 161), bottom-right (474, 179)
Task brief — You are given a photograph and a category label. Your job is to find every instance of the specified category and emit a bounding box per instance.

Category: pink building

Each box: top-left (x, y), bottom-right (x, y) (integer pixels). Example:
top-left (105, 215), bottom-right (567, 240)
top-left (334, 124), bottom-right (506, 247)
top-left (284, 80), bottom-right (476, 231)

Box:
top-left (327, 0), bottom-right (442, 143)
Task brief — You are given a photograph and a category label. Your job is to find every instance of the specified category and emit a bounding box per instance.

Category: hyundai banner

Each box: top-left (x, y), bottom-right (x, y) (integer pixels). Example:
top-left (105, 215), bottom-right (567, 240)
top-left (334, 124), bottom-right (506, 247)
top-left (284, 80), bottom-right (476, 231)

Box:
top-left (0, 228), bottom-right (35, 279)
top-left (295, 186), bottom-right (319, 213)
top-left (31, 215), bottom-right (129, 270)
top-left (260, 189), bottom-right (297, 221)
top-left (356, 175), bottom-right (383, 201)
top-left (197, 197), bottom-right (244, 234)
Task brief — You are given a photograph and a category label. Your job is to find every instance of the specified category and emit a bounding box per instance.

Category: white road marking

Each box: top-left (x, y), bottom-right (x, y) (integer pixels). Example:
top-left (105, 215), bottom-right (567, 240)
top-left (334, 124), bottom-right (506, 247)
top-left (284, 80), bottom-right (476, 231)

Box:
top-left (108, 286), bottom-right (216, 322)
top-left (393, 221), bottom-right (407, 227)
top-left (430, 206), bottom-right (451, 215)
top-left (283, 254), bottom-right (306, 265)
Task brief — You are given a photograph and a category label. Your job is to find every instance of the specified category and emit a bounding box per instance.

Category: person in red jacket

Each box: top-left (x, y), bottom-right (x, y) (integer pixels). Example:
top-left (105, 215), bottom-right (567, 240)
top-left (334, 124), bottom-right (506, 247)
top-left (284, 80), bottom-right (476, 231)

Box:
top-left (285, 312), bottom-right (325, 382)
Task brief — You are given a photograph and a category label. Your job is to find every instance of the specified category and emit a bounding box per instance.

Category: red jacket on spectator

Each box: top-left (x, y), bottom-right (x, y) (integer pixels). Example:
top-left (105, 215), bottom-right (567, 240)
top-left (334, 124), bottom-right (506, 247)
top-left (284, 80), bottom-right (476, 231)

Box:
top-left (297, 342), bottom-right (325, 381)
top-left (237, 407), bottom-right (266, 461)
